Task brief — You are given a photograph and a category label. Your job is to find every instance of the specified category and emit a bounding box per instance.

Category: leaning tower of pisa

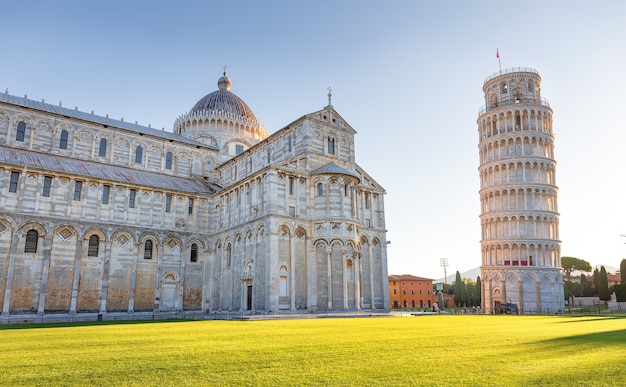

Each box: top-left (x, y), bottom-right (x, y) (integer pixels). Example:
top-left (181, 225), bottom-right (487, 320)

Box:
top-left (477, 68), bottom-right (564, 314)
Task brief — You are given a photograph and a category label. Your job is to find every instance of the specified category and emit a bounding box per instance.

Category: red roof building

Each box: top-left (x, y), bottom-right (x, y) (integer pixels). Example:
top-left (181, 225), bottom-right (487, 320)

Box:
top-left (388, 274), bottom-right (436, 309)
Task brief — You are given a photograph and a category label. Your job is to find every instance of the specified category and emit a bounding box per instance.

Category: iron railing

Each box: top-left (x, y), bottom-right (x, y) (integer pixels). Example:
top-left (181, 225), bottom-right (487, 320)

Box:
top-left (478, 97), bottom-right (550, 116)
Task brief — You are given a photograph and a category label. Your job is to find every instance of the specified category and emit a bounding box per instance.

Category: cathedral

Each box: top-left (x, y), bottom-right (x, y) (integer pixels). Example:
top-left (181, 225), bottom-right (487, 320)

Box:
top-left (0, 72), bottom-right (390, 322)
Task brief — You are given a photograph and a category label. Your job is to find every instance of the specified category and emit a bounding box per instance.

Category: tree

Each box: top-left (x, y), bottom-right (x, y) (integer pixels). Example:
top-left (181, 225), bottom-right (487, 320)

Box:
top-left (598, 266), bottom-right (610, 301)
top-left (592, 268), bottom-right (600, 295)
top-left (616, 259), bottom-right (626, 302)
top-left (475, 276), bottom-right (482, 307)
top-left (454, 271), bottom-right (462, 306)
top-left (561, 256), bottom-right (592, 280)
top-left (581, 274), bottom-right (594, 297)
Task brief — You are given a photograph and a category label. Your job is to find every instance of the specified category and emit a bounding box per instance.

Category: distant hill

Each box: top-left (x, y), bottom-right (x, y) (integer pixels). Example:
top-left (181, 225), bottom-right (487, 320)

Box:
top-left (437, 267), bottom-right (481, 283)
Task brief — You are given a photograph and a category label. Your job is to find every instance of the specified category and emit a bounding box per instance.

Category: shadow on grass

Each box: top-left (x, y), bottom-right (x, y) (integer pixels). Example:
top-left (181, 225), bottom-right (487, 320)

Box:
top-left (541, 328), bottom-right (626, 347)
top-left (0, 319), bottom-right (192, 330)
top-left (554, 315), bottom-right (626, 323)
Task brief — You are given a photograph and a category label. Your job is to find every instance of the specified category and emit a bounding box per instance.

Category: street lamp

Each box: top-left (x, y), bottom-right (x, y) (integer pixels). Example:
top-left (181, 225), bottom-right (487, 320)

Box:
top-left (440, 258), bottom-right (449, 284)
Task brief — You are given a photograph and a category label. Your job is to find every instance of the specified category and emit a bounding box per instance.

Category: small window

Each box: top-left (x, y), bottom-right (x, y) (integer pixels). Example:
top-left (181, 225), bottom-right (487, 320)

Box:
top-left (73, 181), bottom-right (83, 201)
top-left (393, 289), bottom-right (396, 295)
top-left (135, 146), bottom-right (143, 164)
top-left (289, 206), bottom-right (296, 217)
top-left (88, 235), bottom-right (99, 257)
top-left (102, 185), bottom-right (110, 205)
top-left (190, 243), bottom-right (198, 262)
top-left (235, 144), bottom-right (244, 155)
top-left (129, 189), bottom-right (136, 208)
top-left (327, 138), bottom-right (335, 155)
top-left (9, 171), bottom-right (20, 193)
top-left (99, 138), bottom-right (107, 157)
top-left (165, 194), bottom-right (172, 213)
top-left (144, 240), bottom-right (153, 259)
top-left (344, 184), bottom-right (349, 197)
top-left (188, 198), bottom-right (194, 215)
top-left (288, 134), bottom-right (293, 153)
top-left (288, 177), bottom-right (294, 195)
top-left (60, 130), bottom-right (69, 150)
top-left (165, 152), bottom-right (173, 170)
top-left (25, 229), bottom-right (39, 253)
top-left (16, 121), bottom-right (26, 142)
top-left (266, 148), bottom-right (271, 163)
top-left (317, 183), bottom-right (323, 196)
top-left (501, 82), bottom-right (508, 94)
top-left (365, 192), bottom-right (370, 209)
top-left (42, 176), bottom-right (52, 197)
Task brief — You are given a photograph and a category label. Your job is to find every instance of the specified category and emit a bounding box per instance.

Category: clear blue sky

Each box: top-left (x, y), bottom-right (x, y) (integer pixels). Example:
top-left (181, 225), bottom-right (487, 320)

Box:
top-left (3, 1), bottom-right (625, 279)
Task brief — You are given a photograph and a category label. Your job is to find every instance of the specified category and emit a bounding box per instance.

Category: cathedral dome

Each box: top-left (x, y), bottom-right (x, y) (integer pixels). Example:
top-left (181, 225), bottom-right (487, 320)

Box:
top-left (189, 72), bottom-right (257, 122)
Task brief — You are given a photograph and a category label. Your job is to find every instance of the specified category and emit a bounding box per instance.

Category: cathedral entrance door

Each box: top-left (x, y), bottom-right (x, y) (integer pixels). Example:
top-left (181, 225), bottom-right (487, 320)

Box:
top-left (246, 285), bottom-right (252, 310)
top-left (161, 281), bottom-right (176, 310)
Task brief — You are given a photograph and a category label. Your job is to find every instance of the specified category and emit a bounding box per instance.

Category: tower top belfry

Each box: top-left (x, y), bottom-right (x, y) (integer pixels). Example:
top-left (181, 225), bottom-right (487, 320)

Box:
top-left (481, 67), bottom-right (548, 116)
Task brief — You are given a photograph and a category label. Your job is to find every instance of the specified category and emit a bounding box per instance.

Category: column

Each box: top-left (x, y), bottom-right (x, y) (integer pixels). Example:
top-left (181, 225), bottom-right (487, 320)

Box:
top-left (100, 239), bottom-right (113, 313)
top-left (326, 248), bottom-right (332, 310)
top-left (1, 230), bottom-right (21, 316)
top-left (69, 234), bottom-right (84, 313)
top-left (36, 234), bottom-right (54, 315)
top-left (128, 243), bottom-right (140, 313)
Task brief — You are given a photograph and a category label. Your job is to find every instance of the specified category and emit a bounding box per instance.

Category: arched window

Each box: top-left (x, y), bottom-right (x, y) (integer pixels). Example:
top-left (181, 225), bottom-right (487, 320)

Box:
top-left (16, 121), bottom-right (26, 142)
top-left (165, 152), bottom-right (173, 170)
top-left (88, 235), bottom-right (100, 257)
top-left (144, 240), bottom-right (153, 259)
top-left (60, 130), bottom-right (69, 149)
top-left (501, 82), bottom-right (508, 94)
top-left (99, 138), bottom-right (107, 157)
top-left (190, 243), bottom-right (198, 262)
top-left (25, 229), bottom-right (38, 253)
top-left (279, 265), bottom-right (288, 297)
top-left (327, 138), bottom-right (335, 155)
top-left (317, 183), bottom-right (324, 196)
top-left (225, 244), bottom-right (231, 267)
top-left (135, 146), bottom-right (143, 164)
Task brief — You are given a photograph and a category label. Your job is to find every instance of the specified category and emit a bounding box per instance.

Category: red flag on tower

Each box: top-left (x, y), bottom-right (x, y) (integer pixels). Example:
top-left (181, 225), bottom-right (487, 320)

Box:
top-left (496, 49), bottom-right (501, 71)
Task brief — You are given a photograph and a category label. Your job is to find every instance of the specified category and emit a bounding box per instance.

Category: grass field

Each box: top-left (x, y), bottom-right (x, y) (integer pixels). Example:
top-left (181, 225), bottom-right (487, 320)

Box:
top-left (0, 315), bottom-right (625, 386)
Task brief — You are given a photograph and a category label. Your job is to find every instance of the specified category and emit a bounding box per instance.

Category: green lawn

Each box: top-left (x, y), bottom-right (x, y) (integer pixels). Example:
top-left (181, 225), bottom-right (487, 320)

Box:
top-left (0, 315), bottom-right (625, 386)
